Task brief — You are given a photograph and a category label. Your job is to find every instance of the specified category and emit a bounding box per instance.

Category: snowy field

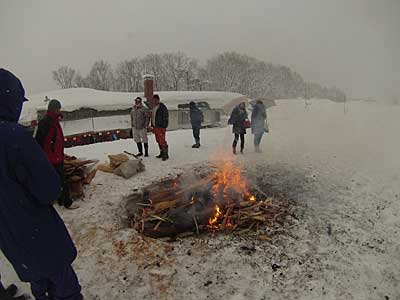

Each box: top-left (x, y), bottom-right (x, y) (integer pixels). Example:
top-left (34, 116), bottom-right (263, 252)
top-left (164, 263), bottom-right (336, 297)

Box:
top-left (2, 99), bottom-right (400, 300)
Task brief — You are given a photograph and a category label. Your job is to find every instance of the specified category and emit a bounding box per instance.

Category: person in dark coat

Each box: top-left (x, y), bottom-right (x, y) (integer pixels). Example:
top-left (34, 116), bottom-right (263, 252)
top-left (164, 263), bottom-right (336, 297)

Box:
top-left (228, 102), bottom-right (249, 154)
top-left (151, 94), bottom-right (169, 161)
top-left (251, 100), bottom-right (268, 153)
top-left (0, 69), bottom-right (83, 300)
top-left (35, 100), bottom-right (78, 209)
top-left (189, 101), bottom-right (204, 148)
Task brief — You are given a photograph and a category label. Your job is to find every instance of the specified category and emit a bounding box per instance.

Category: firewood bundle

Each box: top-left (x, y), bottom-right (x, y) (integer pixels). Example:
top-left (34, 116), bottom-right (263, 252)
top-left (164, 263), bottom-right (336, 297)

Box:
top-left (126, 174), bottom-right (289, 238)
top-left (64, 155), bottom-right (98, 199)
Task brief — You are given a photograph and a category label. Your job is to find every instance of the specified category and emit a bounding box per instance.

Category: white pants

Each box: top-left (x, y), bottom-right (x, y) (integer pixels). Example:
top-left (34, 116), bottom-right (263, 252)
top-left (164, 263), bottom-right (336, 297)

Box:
top-left (132, 128), bottom-right (148, 143)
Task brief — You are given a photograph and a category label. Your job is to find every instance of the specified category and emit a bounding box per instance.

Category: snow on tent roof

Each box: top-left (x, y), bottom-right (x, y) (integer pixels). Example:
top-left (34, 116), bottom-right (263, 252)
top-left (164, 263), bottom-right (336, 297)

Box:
top-left (21, 88), bottom-right (243, 122)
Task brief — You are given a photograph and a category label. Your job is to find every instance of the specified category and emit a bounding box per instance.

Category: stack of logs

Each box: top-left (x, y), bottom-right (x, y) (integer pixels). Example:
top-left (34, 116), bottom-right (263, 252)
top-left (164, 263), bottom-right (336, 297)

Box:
top-left (64, 155), bottom-right (98, 199)
top-left (128, 174), bottom-right (289, 238)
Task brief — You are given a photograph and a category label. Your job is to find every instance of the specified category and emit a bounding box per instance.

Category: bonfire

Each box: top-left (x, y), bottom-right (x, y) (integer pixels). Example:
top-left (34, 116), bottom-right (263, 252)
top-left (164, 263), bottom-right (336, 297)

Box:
top-left (127, 159), bottom-right (288, 238)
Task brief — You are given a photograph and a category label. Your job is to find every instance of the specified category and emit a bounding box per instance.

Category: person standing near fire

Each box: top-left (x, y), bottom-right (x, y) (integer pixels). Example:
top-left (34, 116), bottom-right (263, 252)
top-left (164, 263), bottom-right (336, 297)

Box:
top-left (189, 101), bottom-right (204, 148)
top-left (131, 97), bottom-right (150, 157)
top-left (35, 99), bottom-right (79, 209)
top-left (250, 99), bottom-right (268, 153)
top-left (228, 102), bottom-right (249, 154)
top-left (0, 69), bottom-right (83, 300)
top-left (151, 94), bottom-right (169, 161)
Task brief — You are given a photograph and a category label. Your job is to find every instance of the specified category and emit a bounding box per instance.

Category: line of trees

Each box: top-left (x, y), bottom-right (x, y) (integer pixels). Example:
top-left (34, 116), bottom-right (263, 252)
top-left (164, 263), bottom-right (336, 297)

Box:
top-left (52, 51), bottom-right (346, 102)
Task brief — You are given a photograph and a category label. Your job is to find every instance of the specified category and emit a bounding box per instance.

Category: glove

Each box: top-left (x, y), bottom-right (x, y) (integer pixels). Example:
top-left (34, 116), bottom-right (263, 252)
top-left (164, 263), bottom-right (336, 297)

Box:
top-left (0, 284), bottom-right (30, 300)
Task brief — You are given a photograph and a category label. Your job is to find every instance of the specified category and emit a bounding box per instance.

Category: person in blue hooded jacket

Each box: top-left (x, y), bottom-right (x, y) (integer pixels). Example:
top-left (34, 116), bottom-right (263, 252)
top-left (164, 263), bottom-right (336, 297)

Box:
top-left (0, 69), bottom-right (83, 300)
top-left (189, 101), bottom-right (204, 148)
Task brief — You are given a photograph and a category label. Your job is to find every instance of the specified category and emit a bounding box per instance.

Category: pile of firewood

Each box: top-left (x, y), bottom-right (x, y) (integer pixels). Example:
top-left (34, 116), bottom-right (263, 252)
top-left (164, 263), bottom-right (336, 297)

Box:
top-left (126, 173), bottom-right (289, 238)
top-left (64, 155), bottom-right (98, 199)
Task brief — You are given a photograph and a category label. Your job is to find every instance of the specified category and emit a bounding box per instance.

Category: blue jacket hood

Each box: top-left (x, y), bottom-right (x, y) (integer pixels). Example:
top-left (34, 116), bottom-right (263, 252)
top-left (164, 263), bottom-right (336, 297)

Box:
top-left (0, 69), bottom-right (28, 122)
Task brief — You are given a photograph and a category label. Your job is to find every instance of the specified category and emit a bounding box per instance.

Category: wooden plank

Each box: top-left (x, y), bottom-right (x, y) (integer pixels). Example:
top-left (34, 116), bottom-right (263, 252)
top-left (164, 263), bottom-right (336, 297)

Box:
top-left (83, 169), bottom-right (97, 184)
top-left (151, 200), bottom-right (179, 212)
top-left (220, 206), bottom-right (233, 230)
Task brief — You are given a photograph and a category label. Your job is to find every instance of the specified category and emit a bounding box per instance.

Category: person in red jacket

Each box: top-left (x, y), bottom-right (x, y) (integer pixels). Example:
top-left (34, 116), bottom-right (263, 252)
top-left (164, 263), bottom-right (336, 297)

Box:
top-left (151, 94), bottom-right (169, 161)
top-left (35, 100), bottom-right (78, 209)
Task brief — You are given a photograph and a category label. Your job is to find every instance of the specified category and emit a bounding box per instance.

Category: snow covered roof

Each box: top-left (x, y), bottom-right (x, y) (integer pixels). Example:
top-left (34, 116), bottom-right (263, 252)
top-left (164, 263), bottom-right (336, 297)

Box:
top-left (21, 88), bottom-right (243, 122)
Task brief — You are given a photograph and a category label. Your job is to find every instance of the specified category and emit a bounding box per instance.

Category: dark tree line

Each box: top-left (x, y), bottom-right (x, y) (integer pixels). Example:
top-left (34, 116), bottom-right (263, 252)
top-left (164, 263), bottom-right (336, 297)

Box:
top-left (52, 52), bottom-right (346, 102)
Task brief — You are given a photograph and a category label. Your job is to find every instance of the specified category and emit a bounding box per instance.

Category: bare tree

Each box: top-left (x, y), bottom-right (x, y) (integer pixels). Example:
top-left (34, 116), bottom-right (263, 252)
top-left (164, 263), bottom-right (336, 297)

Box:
top-left (114, 58), bottom-right (143, 92)
top-left (87, 60), bottom-right (114, 91)
top-left (52, 66), bottom-right (76, 89)
top-left (183, 58), bottom-right (199, 90)
top-left (206, 52), bottom-right (250, 93)
top-left (73, 72), bottom-right (90, 88)
top-left (192, 67), bottom-right (212, 91)
top-left (141, 54), bottom-right (167, 91)
top-left (163, 52), bottom-right (195, 91)
top-left (54, 51), bottom-right (346, 101)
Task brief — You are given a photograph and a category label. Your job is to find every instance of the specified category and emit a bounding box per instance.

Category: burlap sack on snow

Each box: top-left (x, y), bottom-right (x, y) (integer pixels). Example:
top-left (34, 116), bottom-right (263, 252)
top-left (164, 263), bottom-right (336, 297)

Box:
top-left (113, 159), bottom-right (145, 179)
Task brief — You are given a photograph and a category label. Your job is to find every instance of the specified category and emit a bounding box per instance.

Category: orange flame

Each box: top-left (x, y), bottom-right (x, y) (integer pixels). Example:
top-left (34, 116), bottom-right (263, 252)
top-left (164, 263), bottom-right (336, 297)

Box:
top-left (211, 160), bottom-right (252, 205)
top-left (209, 205), bottom-right (222, 226)
top-left (206, 158), bottom-right (257, 229)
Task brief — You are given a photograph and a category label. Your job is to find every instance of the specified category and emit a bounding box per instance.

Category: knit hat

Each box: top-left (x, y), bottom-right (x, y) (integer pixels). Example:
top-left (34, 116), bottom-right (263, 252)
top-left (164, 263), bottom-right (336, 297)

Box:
top-left (48, 99), bottom-right (62, 112)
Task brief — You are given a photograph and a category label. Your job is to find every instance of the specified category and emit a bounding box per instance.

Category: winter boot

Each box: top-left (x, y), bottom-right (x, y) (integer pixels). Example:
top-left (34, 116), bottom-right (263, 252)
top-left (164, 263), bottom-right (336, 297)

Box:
top-left (232, 146), bottom-right (237, 155)
top-left (192, 140), bottom-right (200, 148)
top-left (240, 147), bottom-right (244, 154)
top-left (144, 143), bottom-right (149, 157)
top-left (162, 146), bottom-right (169, 161)
top-left (156, 145), bottom-right (163, 158)
top-left (136, 143), bottom-right (143, 156)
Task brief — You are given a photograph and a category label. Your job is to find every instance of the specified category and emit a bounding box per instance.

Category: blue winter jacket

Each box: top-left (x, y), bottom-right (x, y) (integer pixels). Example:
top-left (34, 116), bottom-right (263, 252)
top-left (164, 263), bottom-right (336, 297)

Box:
top-left (0, 92), bottom-right (77, 282)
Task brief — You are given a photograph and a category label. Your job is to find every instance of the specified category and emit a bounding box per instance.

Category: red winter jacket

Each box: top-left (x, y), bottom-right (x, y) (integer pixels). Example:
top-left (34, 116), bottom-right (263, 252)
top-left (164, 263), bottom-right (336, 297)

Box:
top-left (35, 112), bottom-right (64, 165)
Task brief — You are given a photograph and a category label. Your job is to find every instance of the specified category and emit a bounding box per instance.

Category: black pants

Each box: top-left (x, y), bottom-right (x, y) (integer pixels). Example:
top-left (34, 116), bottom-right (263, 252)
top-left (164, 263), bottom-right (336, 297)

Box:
top-left (53, 163), bottom-right (73, 208)
top-left (192, 125), bottom-right (201, 143)
top-left (31, 264), bottom-right (83, 300)
top-left (233, 133), bottom-right (245, 149)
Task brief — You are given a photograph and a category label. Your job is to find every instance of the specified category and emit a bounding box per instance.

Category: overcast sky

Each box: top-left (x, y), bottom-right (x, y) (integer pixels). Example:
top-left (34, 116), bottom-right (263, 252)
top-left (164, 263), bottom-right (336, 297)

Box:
top-left (1, 0), bottom-right (399, 99)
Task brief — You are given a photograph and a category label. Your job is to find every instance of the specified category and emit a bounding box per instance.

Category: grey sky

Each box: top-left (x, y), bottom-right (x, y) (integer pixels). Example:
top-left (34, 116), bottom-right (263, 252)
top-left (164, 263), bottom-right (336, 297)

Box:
top-left (1, 0), bottom-right (399, 99)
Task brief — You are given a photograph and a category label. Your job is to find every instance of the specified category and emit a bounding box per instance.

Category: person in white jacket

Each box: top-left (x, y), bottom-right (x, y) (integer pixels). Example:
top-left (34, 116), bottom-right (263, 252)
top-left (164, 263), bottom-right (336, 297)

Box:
top-left (250, 100), bottom-right (268, 153)
top-left (130, 97), bottom-right (150, 157)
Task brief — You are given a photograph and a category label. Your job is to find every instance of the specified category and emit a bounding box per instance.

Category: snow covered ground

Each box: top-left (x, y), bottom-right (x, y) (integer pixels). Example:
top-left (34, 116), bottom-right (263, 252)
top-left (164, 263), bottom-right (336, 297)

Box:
top-left (2, 99), bottom-right (400, 300)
